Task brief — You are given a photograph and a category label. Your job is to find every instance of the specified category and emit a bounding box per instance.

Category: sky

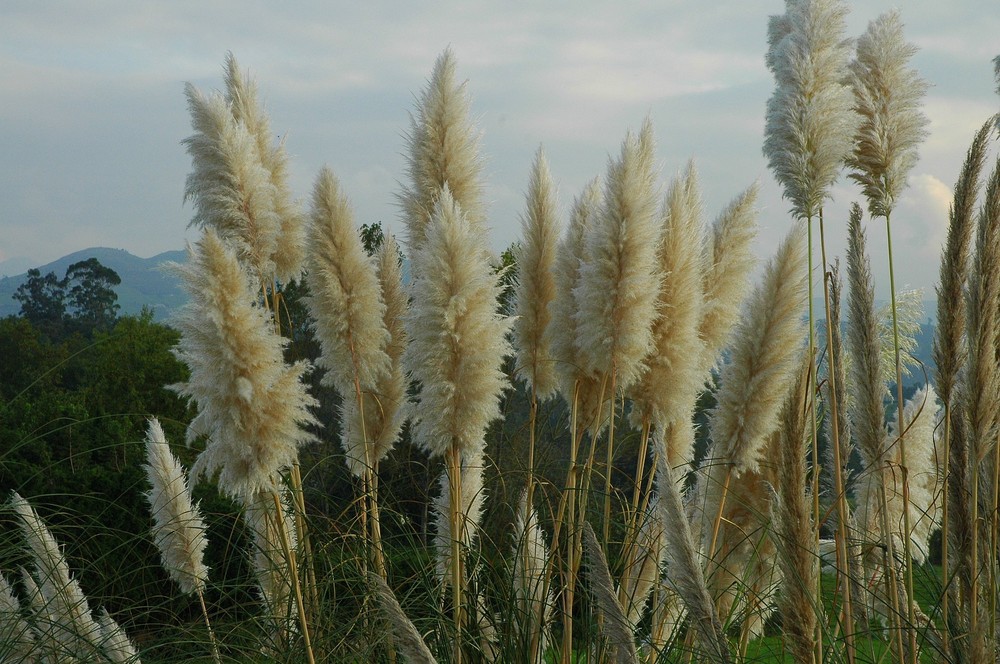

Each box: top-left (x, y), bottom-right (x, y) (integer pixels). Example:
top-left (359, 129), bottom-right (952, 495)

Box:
top-left (2, 1), bottom-right (998, 300)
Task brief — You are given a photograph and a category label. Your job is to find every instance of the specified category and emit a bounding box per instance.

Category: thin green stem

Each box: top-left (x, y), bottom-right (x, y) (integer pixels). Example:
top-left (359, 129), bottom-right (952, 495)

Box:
top-left (885, 213), bottom-right (918, 663)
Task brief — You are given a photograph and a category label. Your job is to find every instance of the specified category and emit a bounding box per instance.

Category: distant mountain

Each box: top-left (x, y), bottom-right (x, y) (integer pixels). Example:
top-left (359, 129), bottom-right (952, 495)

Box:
top-left (0, 247), bottom-right (187, 321)
top-left (0, 256), bottom-right (36, 278)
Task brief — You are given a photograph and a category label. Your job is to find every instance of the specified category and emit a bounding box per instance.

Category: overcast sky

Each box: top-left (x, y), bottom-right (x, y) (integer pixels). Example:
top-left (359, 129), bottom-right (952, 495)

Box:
top-left (2, 1), bottom-right (998, 298)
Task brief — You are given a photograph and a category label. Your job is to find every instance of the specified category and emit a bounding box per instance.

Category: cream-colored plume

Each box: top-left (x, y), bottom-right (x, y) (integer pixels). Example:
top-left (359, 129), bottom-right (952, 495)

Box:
top-left (699, 184), bottom-right (759, 370)
top-left (243, 490), bottom-right (298, 646)
top-left (169, 229), bottom-right (318, 499)
top-left (404, 188), bottom-right (511, 459)
top-left (10, 492), bottom-right (104, 660)
top-left (400, 48), bottom-right (485, 254)
top-left (629, 162), bottom-right (706, 467)
top-left (0, 572), bottom-right (35, 662)
top-left (512, 147), bottom-right (560, 400)
top-left (223, 52), bottom-right (306, 282)
top-left (764, 0), bottom-right (858, 220)
top-left (575, 119), bottom-right (661, 393)
top-left (547, 178), bottom-right (610, 433)
top-left (97, 608), bottom-right (141, 664)
top-left (305, 168), bottom-right (392, 475)
top-left (183, 82), bottom-right (279, 282)
top-left (708, 224), bottom-right (807, 476)
top-left (143, 417), bottom-right (209, 596)
top-left (847, 10), bottom-right (929, 220)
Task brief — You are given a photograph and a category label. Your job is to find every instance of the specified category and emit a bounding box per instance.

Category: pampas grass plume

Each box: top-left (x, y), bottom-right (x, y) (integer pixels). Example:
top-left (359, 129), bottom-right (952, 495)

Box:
top-left (400, 48), bottom-right (485, 253)
top-left (223, 52), bottom-right (305, 282)
top-left (764, 0), bottom-right (857, 219)
top-left (405, 187), bottom-right (511, 459)
top-left (143, 417), bottom-right (210, 596)
top-left (629, 162), bottom-right (706, 465)
top-left (183, 83), bottom-right (280, 280)
top-left (306, 167), bottom-right (393, 475)
top-left (847, 10), bottom-right (929, 219)
top-left (369, 573), bottom-right (438, 664)
top-left (699, 184), bottom-right (759, 372)
top-left (575, 119), bottom-right (661, 391)
top-left (10, 492), bottom-right (104, 658)
top-left (97, 608), bottom-right (141, 664)
top-left (306, 167), bottom-right (390, 395)
top-left (582, 521), bottom-right (637, 664)
top-left (512, 146), bottom-right (560, 400)
top-left (0, 572), bottom-right (34, 661)
top-left (513, 490), bottom-right (553, 661)
top-left (170, 229), bottom-right (318, 499)
top-left (709, 224), bottom-right (807, 475)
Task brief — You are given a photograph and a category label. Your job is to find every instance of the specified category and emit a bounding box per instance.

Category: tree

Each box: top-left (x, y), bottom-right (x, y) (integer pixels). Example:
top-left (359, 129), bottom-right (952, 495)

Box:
top-left (64, 258), bottom-right (121, 333)
top-left (12, 268), bottom-right (67, 338)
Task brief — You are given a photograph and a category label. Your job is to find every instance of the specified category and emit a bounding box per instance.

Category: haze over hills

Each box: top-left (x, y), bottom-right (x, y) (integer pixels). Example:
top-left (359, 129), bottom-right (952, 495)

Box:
top-left (0, 247), bottom-right (187, 320)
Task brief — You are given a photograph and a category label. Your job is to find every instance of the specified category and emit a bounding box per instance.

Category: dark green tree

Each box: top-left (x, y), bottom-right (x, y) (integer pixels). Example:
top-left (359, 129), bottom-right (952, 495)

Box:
top-left (64, 258), bottom-right (121, 333)
top-left (12, 268), bottom-right (67, 338)
top-left (359, 221), bottom-right (386, 256)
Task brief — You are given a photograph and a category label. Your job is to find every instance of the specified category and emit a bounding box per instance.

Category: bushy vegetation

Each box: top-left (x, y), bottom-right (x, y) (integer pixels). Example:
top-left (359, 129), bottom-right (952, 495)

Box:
top-left (3, 2), bottom-right (1000, 663)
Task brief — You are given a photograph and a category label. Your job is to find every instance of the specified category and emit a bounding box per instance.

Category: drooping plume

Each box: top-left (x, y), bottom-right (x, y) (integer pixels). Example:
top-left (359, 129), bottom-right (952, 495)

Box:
top-left (847, 11), bottom-right (929, 220)
top-left (512, 147), bottom-right (561, 400)
top-left (763, 0), bottom-right (858, 220)
top-left (400, 48), bottom-right (486, 253)
top-left (223, 52), bottom-right (306, 281)
top-left (404, 187), bottom-right (511, 459)
top-left (169, 229), bottom-right (318, 499)
top-left (575, 119), bottom-right (662, 392)
top-left (143, 417), bottom-right (210, 596)
top-left (10, 492), bottom-right (104, 660)
top-left (0, 572), bottom-right (35, 662)
top-left (708, 224), bottom-right (808, 476)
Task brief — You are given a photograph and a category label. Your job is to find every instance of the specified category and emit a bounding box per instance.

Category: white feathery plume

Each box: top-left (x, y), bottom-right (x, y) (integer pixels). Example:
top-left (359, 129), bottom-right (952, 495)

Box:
top-left (223, 52), bottom-right (306, 282)
top-left (143, 417), bottom-right (210, 596)
top-left (97, 608), bottom-right (140, 664)
top-left (575, 119), bottom-right (662, 392)
top-left (369, 573), bottom-right (438, 664)
top-left (547, 178), bottom-right (610, 433)
top-left (699, 184), bottom-right (759, 372)
top-left (512, 490), bottom-right (553, 662)
top-left (400, 48), bottom-right (486, 254)
top-left (20, 567), bottom-right (59, 663)
top-left (629, 162), bottom-right (706, 466)
top-left (763, 0), bottom-right (858, 220)
top-left (875, 289), bottom-right (923, 389)
top-left (857, 385), bottom-right (942, 564)
top-left (0, 572), bottom-right (35, 662)
top-left (708, 224), bottom-right (808, 476)
top-left (182, 83), bottom-right (280, 281)
top-left (512, 146), bottom-right (561, 400)
top-left (243, 490), bottom-right (298, 642)
top-left (404, 187), bottom-right (511, 459)
top-left (847, 10), bottom-right (929, 220)
top-left (169, 229), bottom-right (318, 499)
top-left (306, 167), bottom-right (390, 395)
top-left (305, 168), bottom-right (392, 475)
top-left (10, 492), bottom-right (104, 660)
